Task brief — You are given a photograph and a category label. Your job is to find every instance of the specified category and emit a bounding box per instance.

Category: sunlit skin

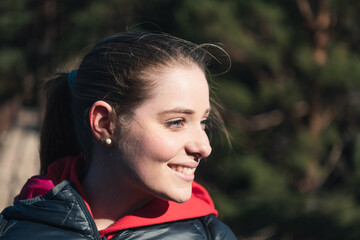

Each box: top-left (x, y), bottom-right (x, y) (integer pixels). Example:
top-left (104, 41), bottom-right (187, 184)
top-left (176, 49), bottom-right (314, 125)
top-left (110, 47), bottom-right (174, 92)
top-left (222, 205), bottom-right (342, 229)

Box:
top-left (83, 64), bottom-right (212, 229)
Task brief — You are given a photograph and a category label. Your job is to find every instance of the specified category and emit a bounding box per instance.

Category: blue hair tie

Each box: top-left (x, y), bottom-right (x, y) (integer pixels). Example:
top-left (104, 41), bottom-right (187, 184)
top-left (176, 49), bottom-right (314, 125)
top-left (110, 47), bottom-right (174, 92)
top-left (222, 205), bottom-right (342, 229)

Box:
top-left (68, 69), bottom-right (78, 92)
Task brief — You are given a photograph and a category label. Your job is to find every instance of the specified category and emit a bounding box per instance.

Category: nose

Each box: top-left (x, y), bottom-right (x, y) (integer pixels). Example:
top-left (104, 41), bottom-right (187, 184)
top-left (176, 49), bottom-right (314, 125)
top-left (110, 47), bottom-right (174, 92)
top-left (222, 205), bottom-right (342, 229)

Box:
top-left (185, 129), bottom-right (212, 160)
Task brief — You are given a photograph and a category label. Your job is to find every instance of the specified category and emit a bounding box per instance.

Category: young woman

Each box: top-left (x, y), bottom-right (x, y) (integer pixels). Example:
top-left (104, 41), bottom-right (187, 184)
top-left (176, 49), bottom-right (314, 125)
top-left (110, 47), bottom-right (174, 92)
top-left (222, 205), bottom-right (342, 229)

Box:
top-left (0, 32), bottom-right (236, 239)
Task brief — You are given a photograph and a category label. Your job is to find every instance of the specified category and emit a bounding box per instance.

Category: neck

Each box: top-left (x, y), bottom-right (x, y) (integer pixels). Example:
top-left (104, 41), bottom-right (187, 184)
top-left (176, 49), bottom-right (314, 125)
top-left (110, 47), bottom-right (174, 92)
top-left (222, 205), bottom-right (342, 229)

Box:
top-left (82, 158), bottom-right (153, 230)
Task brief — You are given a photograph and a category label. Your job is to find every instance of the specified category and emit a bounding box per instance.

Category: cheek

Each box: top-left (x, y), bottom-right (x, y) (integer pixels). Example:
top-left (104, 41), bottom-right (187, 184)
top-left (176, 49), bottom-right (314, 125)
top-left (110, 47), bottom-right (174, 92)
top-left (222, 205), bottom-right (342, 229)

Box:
top-left (140, 132), bottom-right (184, 162)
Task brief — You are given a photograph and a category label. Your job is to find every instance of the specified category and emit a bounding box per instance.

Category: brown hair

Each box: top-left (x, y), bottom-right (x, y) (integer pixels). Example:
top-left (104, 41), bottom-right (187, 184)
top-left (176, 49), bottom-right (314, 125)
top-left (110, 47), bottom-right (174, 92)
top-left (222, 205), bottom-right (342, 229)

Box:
top-left (40, 31), bottom-right (228, 175)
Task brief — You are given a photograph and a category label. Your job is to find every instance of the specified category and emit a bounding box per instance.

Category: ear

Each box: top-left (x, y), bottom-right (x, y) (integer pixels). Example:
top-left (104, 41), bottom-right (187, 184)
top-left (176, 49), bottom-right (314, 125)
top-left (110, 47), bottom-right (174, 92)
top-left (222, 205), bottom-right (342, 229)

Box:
top-left (89, 101), bottom-right (116, 144)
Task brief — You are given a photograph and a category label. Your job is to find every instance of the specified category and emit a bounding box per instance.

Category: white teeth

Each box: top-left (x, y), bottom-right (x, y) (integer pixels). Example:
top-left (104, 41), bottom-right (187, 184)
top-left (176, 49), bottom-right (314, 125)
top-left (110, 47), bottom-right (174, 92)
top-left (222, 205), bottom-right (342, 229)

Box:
top-left (170, 165), bottom-right (195, 175)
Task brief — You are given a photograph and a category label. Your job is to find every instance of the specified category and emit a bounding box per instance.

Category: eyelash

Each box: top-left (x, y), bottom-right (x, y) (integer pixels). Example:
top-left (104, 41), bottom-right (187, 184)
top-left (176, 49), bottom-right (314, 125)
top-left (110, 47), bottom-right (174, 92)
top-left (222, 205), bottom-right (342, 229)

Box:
top-left (201, 119), bottom-right (208, 130)
top-left (166, 119), bottom-right (185, 129)
top-left (165, 119), bottom-right (208, 130)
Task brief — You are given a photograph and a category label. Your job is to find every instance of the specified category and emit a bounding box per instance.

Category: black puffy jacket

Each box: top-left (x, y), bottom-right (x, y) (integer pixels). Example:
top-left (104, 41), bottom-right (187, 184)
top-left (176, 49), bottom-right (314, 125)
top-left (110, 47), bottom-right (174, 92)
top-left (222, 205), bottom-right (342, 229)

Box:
top-left (0, 180), bottom-right (237, 239)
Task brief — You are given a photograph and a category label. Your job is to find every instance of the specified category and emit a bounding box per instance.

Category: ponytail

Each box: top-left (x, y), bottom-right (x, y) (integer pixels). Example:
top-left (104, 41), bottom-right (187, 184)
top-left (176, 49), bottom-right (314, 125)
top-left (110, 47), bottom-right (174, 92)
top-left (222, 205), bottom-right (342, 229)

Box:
top-left (39, 73), bottom-right (80, 175)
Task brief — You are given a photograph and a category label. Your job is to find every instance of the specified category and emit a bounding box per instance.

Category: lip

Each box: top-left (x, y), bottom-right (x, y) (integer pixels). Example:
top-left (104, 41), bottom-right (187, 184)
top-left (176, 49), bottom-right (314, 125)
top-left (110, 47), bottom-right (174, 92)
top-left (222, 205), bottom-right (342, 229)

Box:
top-left (168, 161), bottom-right (199, 168)
top-left (168, 162), bottom-right (199, 182)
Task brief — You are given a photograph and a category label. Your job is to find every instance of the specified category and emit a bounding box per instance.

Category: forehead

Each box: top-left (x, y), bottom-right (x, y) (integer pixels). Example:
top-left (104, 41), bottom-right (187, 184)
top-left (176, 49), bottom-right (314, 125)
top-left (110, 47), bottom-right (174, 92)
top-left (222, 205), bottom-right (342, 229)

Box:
top-left (135, 65), bottom-right (210, 112)
top-left (153, 65), bottom-right (208, 93)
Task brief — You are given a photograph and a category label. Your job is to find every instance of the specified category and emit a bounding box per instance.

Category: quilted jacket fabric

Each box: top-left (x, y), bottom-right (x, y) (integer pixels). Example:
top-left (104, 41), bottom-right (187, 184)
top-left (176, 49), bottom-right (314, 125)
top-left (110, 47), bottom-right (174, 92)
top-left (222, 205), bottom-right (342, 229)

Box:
top-left (0, 180), bottom-right (237, 240)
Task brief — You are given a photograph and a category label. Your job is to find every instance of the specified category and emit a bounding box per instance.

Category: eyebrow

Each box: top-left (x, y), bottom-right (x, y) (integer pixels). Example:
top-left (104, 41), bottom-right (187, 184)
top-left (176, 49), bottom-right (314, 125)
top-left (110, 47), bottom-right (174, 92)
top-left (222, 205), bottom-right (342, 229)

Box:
top-left (157, 107), bottom-right (211, 116)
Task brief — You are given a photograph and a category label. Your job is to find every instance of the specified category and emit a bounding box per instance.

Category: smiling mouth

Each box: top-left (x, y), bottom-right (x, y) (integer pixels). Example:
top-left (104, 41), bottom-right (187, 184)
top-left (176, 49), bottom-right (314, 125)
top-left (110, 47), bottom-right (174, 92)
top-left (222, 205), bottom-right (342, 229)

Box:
top-left (168, 164), bottom-right (196, 176)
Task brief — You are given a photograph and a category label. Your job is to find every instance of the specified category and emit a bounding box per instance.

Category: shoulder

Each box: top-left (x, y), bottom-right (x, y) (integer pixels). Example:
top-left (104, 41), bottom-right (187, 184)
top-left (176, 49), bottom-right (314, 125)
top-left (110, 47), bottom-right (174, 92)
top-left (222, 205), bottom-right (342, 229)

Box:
top-left (202, 214), bottom-right (238, 240)
top-left (112, 215), bottom-right (237, 240)
top-left (0, 213), bottom-right (87, 240)
top-left (0, 180), bottom-right (98, 240)
top-left (114, 217), bottom-right (209, 239)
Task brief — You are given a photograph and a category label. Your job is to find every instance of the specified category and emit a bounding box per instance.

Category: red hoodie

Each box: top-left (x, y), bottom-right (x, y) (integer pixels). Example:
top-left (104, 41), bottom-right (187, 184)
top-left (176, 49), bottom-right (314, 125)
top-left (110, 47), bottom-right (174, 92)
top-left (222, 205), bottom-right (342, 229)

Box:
top-left (15, 156), bottom-right (218, 238)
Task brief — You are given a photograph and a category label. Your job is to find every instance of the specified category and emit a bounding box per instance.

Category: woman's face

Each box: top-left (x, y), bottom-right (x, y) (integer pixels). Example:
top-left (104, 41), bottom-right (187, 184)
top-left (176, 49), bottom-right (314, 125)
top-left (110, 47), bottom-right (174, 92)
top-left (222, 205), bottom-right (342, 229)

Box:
top-left (113, 65), bottom-right (212, 203)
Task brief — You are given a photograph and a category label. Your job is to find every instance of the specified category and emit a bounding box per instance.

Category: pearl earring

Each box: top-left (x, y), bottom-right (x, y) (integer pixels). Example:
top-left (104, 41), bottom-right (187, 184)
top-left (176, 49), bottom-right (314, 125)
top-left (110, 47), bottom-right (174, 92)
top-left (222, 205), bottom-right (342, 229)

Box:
top-left (100, 138), bottom-right (112, 145)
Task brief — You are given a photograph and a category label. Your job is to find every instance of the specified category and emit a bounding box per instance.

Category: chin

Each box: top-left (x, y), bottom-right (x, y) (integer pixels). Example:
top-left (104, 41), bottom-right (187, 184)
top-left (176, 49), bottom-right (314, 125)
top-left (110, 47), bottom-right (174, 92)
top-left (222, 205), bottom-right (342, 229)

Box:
top-left (163, 188), bottom-right (192, 203)
top-left (173, 197), bottom-right (191, 203)
top-left (167, 195), bottom-right (191, 203)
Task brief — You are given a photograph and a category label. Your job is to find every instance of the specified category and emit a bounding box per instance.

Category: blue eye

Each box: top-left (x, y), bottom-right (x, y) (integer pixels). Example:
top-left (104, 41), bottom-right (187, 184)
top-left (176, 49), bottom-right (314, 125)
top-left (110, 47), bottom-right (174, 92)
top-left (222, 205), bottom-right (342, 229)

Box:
top-left (166, 120), bottom-right (185, 129)
top-left (172, 120), bottom-right (183, 127)
top-left (201, 119), bottom-right (208, 129)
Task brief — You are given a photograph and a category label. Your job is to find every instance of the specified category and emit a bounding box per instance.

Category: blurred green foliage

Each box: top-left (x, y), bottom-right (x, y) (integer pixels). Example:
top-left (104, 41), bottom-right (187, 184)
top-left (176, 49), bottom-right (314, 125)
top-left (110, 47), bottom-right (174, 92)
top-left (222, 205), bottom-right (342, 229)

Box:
top-left (2, 0), bottom-right (360, 239)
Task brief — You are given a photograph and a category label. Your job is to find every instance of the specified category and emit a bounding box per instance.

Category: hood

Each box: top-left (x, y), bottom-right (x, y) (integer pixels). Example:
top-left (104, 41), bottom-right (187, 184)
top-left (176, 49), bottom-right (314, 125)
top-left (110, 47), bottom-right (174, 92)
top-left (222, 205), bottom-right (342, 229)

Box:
top-left (13, 156), bottom-right (218, 238)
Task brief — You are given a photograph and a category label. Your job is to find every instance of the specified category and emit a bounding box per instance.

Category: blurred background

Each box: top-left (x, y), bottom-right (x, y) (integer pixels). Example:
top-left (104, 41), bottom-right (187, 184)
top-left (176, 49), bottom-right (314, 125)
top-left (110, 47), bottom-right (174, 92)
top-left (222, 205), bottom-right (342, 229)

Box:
top-left (1, 0), bottom-right (360, 239)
